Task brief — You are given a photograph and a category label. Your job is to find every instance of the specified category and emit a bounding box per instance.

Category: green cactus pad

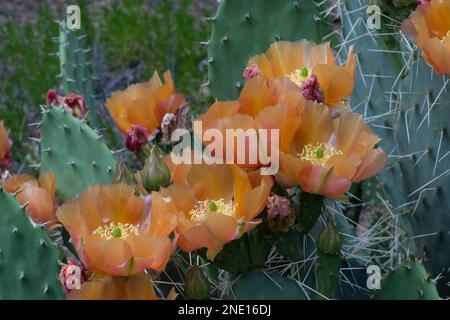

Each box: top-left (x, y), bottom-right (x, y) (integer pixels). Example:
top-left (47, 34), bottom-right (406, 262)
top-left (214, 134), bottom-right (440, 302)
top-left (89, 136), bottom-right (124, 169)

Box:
top-left (374, 259), bottom-right (440, 300)
top-left (40, 106), bottom-right (117, 201)
top-left (207, 0), bottom-right (334, 100)
top-left (276, 228), bottom-right (304, 261)
top-left (0, 190), bottom-right (64, 299)
top-left (58, 21), bottom-right (103, 128)
top-left (316, 252), bottom-right (341, 300)
top-left (226, 269), bottom-right (307, 300)
top-left (201, 223), bottom-right (270, 274)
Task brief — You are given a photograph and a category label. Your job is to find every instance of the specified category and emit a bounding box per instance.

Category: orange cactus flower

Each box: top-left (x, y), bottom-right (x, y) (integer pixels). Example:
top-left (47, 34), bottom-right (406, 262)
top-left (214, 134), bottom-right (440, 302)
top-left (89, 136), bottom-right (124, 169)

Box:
top-left (105, 71), bottom-right (185, 135)
top-left (276, 102), bottom-right (387, 199)
top-left (3, 171), bottom-right (57, 225)
top-left (160, 161), bottom-right (273, 260)
top-left (196, 77), bottom-right (305, 169)
top-left (245, 40), bottom-right (356, 110)
top-left (67, 272), bottom-right (161, 300)
top-left (0, 121), bottom-right (11, 169)
top-left (401, 0), bottom-right (450, 75)
top-left (56, 184), bottom-right (177, 276)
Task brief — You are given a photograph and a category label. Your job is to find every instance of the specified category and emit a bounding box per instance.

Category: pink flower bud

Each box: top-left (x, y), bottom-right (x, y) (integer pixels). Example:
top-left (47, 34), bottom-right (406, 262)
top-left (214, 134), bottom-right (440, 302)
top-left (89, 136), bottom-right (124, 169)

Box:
top-left (47, 89), bottom-right (64, 106)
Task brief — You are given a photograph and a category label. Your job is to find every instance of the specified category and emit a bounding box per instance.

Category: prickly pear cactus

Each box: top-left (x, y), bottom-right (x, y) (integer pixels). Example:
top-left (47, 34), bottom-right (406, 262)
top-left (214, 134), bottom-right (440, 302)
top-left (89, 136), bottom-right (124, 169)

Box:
top-left (40, 106), bottom-right (117, 201)
top-left (374, 259), bottom-right (440, 300)
top-left (207, 0), bottom-right (334, 100)
top-left (383, 57), bottom-right (450, 293)
top-left (0, 190), bottom-right (63, 299)
top-left (226, 269), bottom-right (307, 300)
top-left (58, 21), bottom-right (101, 128)
top-left (339, 0), bottom-right (450, 295)
top-left (316, 223), bottom-right (342, 299)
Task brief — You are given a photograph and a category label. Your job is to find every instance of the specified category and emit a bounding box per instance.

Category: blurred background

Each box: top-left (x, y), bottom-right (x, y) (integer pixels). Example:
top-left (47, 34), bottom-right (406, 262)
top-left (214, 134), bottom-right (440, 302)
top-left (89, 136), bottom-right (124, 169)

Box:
top-left (0, 0), bottom-right (217, 170)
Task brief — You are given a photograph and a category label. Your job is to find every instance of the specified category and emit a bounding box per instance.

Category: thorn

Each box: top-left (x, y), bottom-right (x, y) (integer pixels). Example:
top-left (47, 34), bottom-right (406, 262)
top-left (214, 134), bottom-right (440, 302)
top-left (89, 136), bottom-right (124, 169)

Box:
top-left (67, 161), bottom-right (76, 166)
top-left (28, 164), bottom-right (41, 169)
top-left (91, 161), bottom-right (97, 166)
top-left (204, 17), bottom-right (216, 22)
top-left (201, 81), bottom-right (210, 88)
top-left (40, 239), bottom-right (47, 247)
top-left (19, 271), bottom-right (25, 280)
top-left (199, 41), bottom-right (209, 47)
top-left (28, 137), bottom-right (41, 142)
top-left (244, 13), bottom-right (251, 22)
top-left (42, 147), bottom-right (52, 154)
top-left (221, 36), bottom-right (229, 44)
top-left (12, 227), bottom-right (19, 236)
top-left (28, 122), bottom-right (42, 128)
top-left (43, 283), bottom-right (49, 294)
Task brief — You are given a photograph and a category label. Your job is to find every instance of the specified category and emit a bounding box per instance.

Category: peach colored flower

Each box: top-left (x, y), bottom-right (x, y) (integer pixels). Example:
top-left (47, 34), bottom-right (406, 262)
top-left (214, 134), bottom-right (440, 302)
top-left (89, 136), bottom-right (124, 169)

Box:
top-left (105, 71), bottom-right (185, 135)
top-left (0, 121), bottom-right (11, 169)
top-left (276, 102), bottom-right (387, 199)
top-left (3, 171), bottom-right (57, 225)
top-left (56, 184), bottom-right (177, 276)
top-left (67, 272), bottom-right (161, 300)
top-left (401, 0), bottom-right (450, 75)
top-left (160, 162), bottom-right (273, 260)
top-left (247, 40), bottom-right (356, 110)
top-left (196, 77), bottom-right (305, 169)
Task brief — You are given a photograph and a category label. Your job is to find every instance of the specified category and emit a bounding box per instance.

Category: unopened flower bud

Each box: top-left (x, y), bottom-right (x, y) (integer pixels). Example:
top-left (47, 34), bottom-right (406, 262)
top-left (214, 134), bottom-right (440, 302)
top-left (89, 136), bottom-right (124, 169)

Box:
top-left (266, 195), bottom-right (295, 232)
top-left (47, 89), bottom-right (64, 106)
top-left (125, 124), bottom-right (149, 153)
top-left (139, 145), bottom-right (171, 192)
top-left (185, 266), bottom-right (211, 300)
top-left (317, 222), bottom-right (342, 255)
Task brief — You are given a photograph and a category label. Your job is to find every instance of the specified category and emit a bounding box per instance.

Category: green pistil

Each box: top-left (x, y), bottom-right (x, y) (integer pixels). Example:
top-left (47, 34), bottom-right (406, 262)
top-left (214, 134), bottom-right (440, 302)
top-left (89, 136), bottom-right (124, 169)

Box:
top-left (209, 200), bottom-right (218, 212)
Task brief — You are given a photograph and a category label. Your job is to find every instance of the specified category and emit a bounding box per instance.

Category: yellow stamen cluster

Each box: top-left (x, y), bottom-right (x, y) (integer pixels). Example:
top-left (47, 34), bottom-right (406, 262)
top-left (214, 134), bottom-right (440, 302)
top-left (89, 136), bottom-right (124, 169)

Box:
top-left (92, 222), bottom-right (139, 240)
top-left (298, 143), bottom-right (343, 166)
top-left (287, 67), bottom-right (310, 87)
top-left (189, 199), bottom-right (235, 222)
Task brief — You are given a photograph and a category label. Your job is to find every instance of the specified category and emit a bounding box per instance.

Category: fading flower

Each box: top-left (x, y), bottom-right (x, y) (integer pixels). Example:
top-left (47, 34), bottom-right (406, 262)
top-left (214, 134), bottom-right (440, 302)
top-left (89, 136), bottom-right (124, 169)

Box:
top-left (161, 161), bottom-right (273, 260)
top-left (124, 124), bottom-right (149, 153)
top-left (3, 171), bottom-right (57, 225)
top-left (59, 260), bottom-right (87, 294)
top-left (247, 40), bottom-right (356, 111)
top-left (56, 184), bottom-right (177, 276)
top-left (243, 64), bottom-right (261, 80)
top-left (47, 89), bottom-right (87, 117)
top-left (401, 0), bottom-right (450, 75)
top-left (266, 195), bottom-right (295, 232)
top-left (276, 102), bottom-right (387, 199)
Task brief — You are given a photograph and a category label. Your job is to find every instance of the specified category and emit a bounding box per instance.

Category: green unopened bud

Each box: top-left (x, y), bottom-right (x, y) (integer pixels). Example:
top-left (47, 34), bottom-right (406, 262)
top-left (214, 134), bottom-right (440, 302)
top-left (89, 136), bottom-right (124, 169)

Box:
top-left (185, 266), bottom-right (211, 300)
top-left (140, 145), bottom-right (171, 192)
top-left (317, 222), bottom-right (342, 255)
